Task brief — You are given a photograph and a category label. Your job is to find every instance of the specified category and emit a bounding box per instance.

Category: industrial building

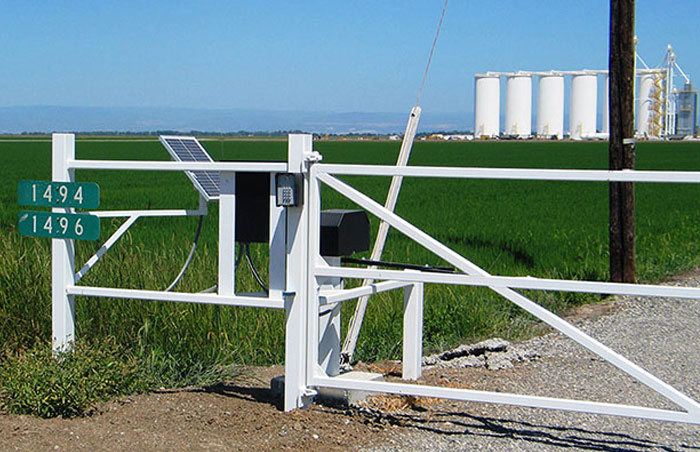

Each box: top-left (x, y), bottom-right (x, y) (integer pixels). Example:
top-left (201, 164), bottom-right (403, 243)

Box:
top-left (473, 46), bottom-right (696, 140)
top-left (676, 82), bottom-right (698, 137)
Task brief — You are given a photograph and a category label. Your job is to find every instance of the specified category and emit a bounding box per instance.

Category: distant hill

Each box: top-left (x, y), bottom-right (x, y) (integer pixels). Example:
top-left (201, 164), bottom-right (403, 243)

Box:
top-left (0, 106), bottom-right (471, 135)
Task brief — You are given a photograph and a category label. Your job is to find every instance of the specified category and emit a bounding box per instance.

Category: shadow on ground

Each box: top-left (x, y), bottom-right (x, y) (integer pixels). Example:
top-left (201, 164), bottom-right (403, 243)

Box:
top-left (154, 382), bottom-right (698, 451)
top-left (382, 410), bottom-right (700, 452)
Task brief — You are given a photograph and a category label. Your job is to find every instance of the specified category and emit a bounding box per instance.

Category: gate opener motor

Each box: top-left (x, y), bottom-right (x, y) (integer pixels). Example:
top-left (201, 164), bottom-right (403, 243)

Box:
top-left (320, 209), bottom-right (370, 257)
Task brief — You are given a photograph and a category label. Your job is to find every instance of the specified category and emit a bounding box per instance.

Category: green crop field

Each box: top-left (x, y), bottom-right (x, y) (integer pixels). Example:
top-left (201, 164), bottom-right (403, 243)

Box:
top-left (2, 139), bottom-right (700, 379)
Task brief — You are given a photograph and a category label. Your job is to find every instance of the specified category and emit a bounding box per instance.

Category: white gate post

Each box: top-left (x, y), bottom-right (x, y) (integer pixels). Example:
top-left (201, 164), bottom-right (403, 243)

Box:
top-left (317, 256), bottom-right (342, 377)
top-left (269, 174), bottom-right (286, 298)
top-left (52, 133), bottom-right (76, 352)
top-left (218, 172), bottom-right (236, 295)
top-left (402, 280), bottom-right (424, 380)
top-left (284, 134), bottom-right (313, 410)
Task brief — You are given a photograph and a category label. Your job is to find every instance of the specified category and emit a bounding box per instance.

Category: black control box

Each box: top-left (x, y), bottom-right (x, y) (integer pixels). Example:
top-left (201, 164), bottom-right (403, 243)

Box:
top-left (320, 209), bottom-right (370, 257)
top-left (235, 172), bottom-right (270, 243)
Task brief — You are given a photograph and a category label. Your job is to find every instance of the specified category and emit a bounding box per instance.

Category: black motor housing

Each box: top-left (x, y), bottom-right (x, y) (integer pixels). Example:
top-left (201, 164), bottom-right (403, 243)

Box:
top-left (320, 209), bottom-right (370, 257)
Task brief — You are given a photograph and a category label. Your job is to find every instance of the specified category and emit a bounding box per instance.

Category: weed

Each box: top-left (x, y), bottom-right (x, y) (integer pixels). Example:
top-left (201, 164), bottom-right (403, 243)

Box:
top-left (0, 339), bottom-right (144, 418)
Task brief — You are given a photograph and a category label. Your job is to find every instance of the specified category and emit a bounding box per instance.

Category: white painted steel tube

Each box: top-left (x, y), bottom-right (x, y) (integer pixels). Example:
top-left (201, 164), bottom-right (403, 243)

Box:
top-left (74, 216), bottom-right (139, 282)
top-left (218, 172), bottom-right (236, 295)
top-left (474, 74), bottom-right (500, 137)
top-left (284, 134), bottom-right (313, 411)
top-left (315, 164), bottom-right (700, 183)
top-left (268, 173), bottom-right (286, 299)
top-left (65, 286), bottom-right (285, 309)
top-left (311, 376), bottom-right (699, 425)
top-left (505, 73), bottom-right (532, 137)
top-left (306, 163), bottom-right (323, 391)
top-left (52, 134), bottom-right (76, 352)
top-left (320, 280), bottom-right (412, 305)
top-left (69, 160), bottom-right (287, 172)
top-left (316, 265), bottom-right (700, 301)
top-left (402, 282), bottom-right (423, 380)
top-left (537, 73), bottom-right (564, 139)
top-left (316, 173), bottom-right (700, 415)
top-left (570, 72), bottom-right (598, 138)
top-left (90, 209), bottom-right (206, 218)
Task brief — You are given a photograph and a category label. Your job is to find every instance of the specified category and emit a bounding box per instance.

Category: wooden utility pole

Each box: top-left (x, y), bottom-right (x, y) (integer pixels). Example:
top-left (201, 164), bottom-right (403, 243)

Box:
top-left (609, 0), bottom-right (636, 283)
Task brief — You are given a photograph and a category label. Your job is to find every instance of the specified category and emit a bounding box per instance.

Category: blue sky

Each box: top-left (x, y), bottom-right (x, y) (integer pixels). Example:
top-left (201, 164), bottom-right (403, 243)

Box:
top-left (1, 1), bottom-right (698, 115)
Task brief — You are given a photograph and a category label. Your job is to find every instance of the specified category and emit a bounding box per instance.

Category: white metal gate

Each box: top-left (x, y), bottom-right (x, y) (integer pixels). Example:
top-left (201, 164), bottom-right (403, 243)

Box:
top-left (306, 163), bottom-right (700, 425)
top-left (50, 133), bottom-right (700, 424)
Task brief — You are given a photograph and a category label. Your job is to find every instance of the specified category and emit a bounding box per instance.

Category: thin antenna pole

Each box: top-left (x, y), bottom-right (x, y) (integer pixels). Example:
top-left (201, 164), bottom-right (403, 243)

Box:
top-left (341, 0), bottom-right (449, 367)
top-left (340, 106), bottom-right (421, 367)
top-left (416, 0), bottom-right (449, 106)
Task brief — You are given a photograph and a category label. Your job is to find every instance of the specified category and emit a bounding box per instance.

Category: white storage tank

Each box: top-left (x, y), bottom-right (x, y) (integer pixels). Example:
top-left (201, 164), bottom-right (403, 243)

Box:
top-left (602, 74), bottom-right (609, 135)
top-left (569, 71), bottom-right (598, 139)
top-left (474, 73), bottom-right (500, 138)
top-left (536, 72), bottom-right (564, 139)
top-left (637, 71), bottom-right (655, 137)
top-left (505, 72), bottom-right (532, 138)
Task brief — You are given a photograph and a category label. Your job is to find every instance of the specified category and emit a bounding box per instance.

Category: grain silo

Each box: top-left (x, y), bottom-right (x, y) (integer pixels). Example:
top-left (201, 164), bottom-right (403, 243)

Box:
top-left (536, 72), bottom-right (564, 139)
top-left (602, 75), bottom-right (609, 135)
top-left (474, 73), bottom-right (500, 138)
top-left (570, 71), bottom-right (597, 139)
top-left (505, 72), bottom-right (532, 138)
top-left (637, 71), bottom-right (655, 136)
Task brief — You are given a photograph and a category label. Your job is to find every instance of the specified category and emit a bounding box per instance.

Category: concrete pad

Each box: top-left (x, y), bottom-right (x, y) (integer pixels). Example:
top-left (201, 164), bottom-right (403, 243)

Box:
top-left (317, 371), bottom-right (385, 406)
top-left (270, 371), bottom-right (385, 407)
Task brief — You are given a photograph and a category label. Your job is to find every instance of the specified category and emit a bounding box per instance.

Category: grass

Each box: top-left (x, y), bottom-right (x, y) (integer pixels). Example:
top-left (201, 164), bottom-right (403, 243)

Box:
top-left (0, 338), bottom-right (145, 418)
top-left (0, 338), bottom-right (242, 418)
top-left (2, 138), bottom-right (700, 381)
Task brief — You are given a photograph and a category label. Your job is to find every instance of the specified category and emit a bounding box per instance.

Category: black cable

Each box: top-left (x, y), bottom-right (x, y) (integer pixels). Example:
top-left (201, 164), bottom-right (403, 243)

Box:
top-left (245, 243), bottom-right (269, 294)
top-left (165, 215), bottom-right (204, 292)
top-left (341, 257), bottom-right (458, 274)
top-left (199, 243), bottom-right (262, 294)
top-left (235, 242), bottom-right (244, 269)
top-left (199, 285), bottom-right (217, 294)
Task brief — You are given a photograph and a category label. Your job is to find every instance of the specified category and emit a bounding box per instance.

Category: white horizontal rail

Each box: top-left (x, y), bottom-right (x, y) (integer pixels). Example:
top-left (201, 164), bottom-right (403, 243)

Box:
top-left (316, 164), bottom-right (700, 184)
top-left (319, 280), bottom-right (412, 305)
top-left (317, 266), bottom-right (700, 301)
top-left (69, 160), bottom-right (288, 172)
top-left (90, 208), bottom-right (206, 218)
top-left (75, 216), bottom-right (139, 283)
top-left (66, 285), bottom-right (285, 309)
top-left (312, 376), bottom-right (700, 425)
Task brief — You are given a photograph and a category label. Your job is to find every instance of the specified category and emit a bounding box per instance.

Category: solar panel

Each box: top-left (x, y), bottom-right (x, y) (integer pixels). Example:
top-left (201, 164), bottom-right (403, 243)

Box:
top-left (159, 136), bottom-right (220, 201)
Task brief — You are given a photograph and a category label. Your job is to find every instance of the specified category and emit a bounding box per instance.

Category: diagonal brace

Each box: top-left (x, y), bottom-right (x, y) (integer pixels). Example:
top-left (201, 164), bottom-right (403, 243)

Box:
top-left (74, 215), bottom-right (139, 282)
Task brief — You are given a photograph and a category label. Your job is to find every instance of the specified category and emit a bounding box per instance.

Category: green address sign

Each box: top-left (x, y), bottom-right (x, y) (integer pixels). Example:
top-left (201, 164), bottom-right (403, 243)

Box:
top-left (18, 211), bottom-right (100, 241)
top-left (18, 180), bottom-right (99, 209)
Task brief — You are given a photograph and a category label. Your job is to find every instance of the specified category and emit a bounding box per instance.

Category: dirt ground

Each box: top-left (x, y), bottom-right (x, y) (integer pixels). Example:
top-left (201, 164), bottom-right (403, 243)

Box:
top-left (0, 365), bottom-right (399, 451)
top-left (0, 364), bottom-right (497, 452)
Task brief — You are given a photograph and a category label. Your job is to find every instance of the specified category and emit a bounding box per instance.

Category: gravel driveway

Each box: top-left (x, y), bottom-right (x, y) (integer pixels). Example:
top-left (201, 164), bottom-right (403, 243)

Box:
top-left (363, 273), bottom-right (700, 451)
